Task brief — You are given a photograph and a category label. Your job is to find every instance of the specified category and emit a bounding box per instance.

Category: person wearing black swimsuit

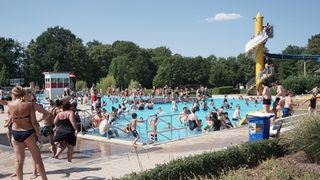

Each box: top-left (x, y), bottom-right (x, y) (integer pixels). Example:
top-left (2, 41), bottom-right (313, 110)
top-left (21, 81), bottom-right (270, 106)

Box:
top-left (187, 108), bottom-right (201, 132)
top-left (301, 91), bottom-right (318, 115)
top-left (53, 101), bottom-right (78, 162)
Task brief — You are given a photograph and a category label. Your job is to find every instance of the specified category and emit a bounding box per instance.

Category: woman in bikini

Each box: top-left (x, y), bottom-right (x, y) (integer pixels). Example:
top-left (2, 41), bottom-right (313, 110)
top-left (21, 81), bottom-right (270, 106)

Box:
top-left (0, 86), bottom-right (47, 180)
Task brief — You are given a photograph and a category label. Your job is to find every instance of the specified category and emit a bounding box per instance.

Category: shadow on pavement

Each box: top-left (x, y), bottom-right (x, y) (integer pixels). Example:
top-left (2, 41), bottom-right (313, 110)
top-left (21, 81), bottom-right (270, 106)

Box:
top-left (46, 167), bottom-right (102, 178)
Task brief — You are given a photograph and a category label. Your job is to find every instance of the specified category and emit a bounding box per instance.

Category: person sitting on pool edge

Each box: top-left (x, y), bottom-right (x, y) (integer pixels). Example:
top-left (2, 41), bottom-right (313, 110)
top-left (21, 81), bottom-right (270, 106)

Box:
top-left (99, 115), bottom-right (119, 139)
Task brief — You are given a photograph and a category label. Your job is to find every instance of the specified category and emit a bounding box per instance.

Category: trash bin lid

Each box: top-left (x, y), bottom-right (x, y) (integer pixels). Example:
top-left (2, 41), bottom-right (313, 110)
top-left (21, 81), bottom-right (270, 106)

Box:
top-left (247, 112), bottom-right (275, 118)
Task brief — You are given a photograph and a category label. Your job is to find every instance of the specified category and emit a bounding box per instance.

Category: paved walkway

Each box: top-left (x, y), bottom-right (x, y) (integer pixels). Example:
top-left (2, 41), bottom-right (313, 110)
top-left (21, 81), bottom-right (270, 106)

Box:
top-left (0, 105), bottom-right (249, 180)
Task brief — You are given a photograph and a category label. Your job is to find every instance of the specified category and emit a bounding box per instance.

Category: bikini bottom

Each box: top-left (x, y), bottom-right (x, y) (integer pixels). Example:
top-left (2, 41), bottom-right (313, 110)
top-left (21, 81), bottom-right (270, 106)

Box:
top-left (12, 129), bottom-right (35, 142)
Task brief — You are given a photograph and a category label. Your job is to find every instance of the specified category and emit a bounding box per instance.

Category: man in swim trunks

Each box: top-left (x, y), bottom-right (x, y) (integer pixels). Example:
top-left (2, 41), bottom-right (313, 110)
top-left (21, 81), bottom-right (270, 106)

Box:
top-left (90, 83), bottom-right (98, 110)
top-left (129, 113), bottom-right (145, 146)
top-left (274, 81), bottom-right (286, 98)
top-left (282, 91), bottom-right (294, 117)
top-left (262, 81), bottom-right (272, 113)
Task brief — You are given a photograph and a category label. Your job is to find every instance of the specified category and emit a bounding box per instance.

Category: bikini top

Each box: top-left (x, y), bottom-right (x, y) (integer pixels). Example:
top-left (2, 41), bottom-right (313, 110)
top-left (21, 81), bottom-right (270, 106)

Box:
top-left (11, 115), bottom-right (31, 119)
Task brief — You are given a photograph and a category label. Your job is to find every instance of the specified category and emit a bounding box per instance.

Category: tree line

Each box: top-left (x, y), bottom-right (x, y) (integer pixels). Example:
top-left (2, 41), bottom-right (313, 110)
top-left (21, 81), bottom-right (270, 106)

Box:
top-left (0, 26), bottom-right (319, 89)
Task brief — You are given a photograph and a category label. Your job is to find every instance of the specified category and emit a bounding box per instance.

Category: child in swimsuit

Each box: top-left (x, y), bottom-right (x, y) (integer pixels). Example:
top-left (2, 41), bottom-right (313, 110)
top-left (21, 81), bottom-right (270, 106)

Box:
top-left (129, 113), bottom-right (145, 146)
top-left (150, 115), bottom-right (159, 142)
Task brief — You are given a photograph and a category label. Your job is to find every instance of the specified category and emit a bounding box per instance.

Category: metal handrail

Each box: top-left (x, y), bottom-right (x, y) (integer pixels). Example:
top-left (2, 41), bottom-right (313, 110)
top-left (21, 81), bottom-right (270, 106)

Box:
top-left (270, 113), bottom-right (308, 136)
top-left (144, 113), bottom-right (188, 145)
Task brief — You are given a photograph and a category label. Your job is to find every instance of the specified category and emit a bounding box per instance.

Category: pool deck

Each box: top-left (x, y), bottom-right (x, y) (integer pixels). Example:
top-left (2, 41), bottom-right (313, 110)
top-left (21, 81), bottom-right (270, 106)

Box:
top-left (0, 102), bottom-right (250, 179)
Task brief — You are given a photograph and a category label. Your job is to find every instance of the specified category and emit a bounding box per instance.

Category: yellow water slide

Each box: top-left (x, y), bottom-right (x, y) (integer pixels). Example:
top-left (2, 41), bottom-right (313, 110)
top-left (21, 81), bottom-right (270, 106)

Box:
top-left (245, 12), bottom-right (270, 95)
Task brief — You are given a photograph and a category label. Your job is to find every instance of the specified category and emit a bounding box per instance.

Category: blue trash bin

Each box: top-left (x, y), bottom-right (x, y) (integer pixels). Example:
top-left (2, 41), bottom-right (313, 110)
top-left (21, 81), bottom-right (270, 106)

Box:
top-left (246, 112), bottom-right (274, 142)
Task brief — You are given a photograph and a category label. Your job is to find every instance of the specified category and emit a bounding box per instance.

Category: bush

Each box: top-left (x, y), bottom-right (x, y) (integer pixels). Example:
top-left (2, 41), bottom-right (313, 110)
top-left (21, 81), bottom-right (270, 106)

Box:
top-left (210, 86), bottom-right (240, 95)
top-left (280, 115), bottom-right (320, 163)
top-left (128, 80), bottom-right (139, 90)
top-left (75, 80), bottom-right (87, 91)
top-left (97, 75), bottom-right (116, 95)
top-left (281, 74), bottom-right (320, 94)
top-left (118, 139), bottom-right (285, 179)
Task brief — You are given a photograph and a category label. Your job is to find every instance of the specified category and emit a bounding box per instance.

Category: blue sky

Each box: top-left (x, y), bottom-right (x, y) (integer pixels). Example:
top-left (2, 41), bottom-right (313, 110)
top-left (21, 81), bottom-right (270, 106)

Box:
top-left (1, 0), bottom-right (319, 58)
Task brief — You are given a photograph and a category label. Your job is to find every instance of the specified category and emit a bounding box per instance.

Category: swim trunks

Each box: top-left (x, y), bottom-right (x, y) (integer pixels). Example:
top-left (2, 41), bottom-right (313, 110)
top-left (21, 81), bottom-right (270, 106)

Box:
top-left (263, 99), bottom-right (271, 105)
top-left (131, 130), bottom-right (138, 137)
top-left (40, 125), bottom-right (54, 137)
top-left (282, 108), bottom-right (291, 118)
top-left (151, 133), bottom-right (158, 142)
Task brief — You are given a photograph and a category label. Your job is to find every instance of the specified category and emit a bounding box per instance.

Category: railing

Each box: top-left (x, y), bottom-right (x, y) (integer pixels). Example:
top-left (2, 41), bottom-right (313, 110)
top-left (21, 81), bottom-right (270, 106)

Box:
top-left (77, 109), bottom-right (94, 133)
top-left (270, 113), bottom-right (308, 137)
top-left (78, 110), bottom-right (142, 137)
top-left (144, 113), bottom-right (189, 145)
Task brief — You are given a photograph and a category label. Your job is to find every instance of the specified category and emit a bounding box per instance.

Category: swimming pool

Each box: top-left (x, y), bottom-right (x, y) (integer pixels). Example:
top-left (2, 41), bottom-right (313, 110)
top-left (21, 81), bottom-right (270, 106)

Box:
top-left (87, 96), bottom-right (265, 144)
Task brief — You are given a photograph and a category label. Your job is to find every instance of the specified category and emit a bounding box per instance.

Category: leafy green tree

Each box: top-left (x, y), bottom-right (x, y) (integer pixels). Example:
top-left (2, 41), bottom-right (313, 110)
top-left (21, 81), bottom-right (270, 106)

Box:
top-left (97, 75), bottom-right (116, 94)
top-left (148, 46), bottom-right (172, 69)
top-left (0, 37), bottom-right (25, 84)
top-left (209, 58), bottom-right (232, 87)
top-left (277, 45), bottom-right (306, 78)
top-left (305, 34), bottom-right (320, 73)
top-left (128, 80), bottom-right (139, 90)
top-left (0, 64), bottom-right (10, 86)
top-left (306, 34), bottom-right (320, 55)
top-left (236, 54), bottom-right (255, 85)
top-left (108, 56), bottom-right (130, 89)
top-left (152, 59), bottom-right (172, 87)
top-left (86, 42), bottom-right (114, 83)
top-left (75, 80), bottom-right (87, 91)
top-left (112, 41), bottom-right (140, 60)
top-left (65, 38), bottom-right (90, 81)
top-left (26, 26), bottom-right (85, 87)
top-left (53, 60), bottom-right (61, 72)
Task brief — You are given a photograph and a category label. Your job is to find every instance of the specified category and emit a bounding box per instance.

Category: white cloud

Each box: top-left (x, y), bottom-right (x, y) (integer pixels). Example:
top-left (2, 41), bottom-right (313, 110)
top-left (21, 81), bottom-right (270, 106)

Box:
top-left (205, 13), bottom-right (242, 22)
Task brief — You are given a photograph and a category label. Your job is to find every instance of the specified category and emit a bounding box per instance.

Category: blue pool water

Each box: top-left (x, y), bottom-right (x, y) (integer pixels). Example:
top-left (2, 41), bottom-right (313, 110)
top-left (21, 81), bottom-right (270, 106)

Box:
top-left (95, 96), bottom-right (264, 143)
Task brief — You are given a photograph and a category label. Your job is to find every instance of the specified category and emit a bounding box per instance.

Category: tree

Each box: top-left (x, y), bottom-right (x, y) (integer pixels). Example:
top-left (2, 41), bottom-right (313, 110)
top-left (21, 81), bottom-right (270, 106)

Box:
top-left (108, 56), bottom-right (130, 89)
top-left (0, 37), bottom-right (25, 84)
top-left (306, 34), bottom-right (320, 55)
top-left (87, 42), bottom-right (115, 83)
top-left (209, 58), bottom-right (232, 87)
top-left (0, 64), bottom-right (10, 86)
top-left (26, 26), bottom-right (85, 87)
top-left (279, 45), bottom-right (307, 78)
top-left (65, 38), bottom-right (90, 81)
top-left (112, 41), bottom-right (140, 60)
top-left (97, 75), bottom-right (116, 94)
top-left (305, 34), bottom-right (320, 73)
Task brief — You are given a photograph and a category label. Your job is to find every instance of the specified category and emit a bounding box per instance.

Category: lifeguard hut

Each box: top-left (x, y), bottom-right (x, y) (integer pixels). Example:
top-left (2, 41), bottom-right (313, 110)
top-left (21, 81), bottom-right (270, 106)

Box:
top-left (43, 72), bottom-right (70, 99)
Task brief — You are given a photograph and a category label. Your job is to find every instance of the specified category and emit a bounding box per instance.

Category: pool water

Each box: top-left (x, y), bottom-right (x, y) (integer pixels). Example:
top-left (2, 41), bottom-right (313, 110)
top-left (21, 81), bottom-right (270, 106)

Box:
top-left (93, 97), bottom-right (265, 143)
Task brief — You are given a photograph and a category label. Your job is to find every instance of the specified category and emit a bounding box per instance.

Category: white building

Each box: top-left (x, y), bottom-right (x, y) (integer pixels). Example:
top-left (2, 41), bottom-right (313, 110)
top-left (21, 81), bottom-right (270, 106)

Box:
top-left (43, 72), bottom-right (70, 99)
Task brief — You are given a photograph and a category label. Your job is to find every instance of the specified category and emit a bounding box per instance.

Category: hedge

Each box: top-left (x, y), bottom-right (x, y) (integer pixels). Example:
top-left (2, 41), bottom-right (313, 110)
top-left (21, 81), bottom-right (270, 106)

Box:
top-left (117, 139), bottom-right (286, 180)
top-left (210, 86), bottom-right (240, 95)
